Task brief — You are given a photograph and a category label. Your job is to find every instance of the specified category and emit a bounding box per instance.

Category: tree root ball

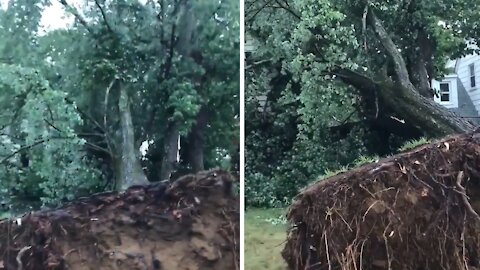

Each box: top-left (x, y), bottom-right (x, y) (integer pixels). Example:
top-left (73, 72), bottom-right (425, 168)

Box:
top-left (0, 169), bottom-right (239, 270)
top-left (282, 132), bottom-right (480, 270)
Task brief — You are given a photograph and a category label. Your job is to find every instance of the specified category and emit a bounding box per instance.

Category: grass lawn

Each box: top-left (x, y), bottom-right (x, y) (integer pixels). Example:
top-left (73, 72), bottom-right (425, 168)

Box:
top-left (245, 208), bottom-right (288, 270)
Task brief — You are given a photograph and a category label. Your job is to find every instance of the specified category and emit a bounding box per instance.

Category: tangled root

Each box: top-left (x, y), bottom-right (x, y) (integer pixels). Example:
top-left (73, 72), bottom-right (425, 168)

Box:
top-left (282, 133), bottom-right (480, 270)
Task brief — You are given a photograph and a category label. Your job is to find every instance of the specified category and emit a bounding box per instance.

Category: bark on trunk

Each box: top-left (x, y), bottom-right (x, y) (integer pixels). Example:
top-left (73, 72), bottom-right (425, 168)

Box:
top-left (159, 1), bottom-right (196, 180)
top-left (408, 57), bottom-right (432, 98)
top-left (407, 28), bottom-right (435, 98)
top-left (117, 83), bottom-right (149, 190)
top-left (187, 106), bottom-right (209, 172)
top-left (335, 69), bottom-right (474, 137)
top-left (159, 122), bottom-right (180, 180)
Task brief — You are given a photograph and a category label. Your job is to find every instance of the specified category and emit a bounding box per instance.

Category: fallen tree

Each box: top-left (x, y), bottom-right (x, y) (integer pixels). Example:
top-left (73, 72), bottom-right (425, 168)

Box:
top-left (282, 131), bottom-right (480, 270)
top-left (0, 169), bottom-right (239, 270)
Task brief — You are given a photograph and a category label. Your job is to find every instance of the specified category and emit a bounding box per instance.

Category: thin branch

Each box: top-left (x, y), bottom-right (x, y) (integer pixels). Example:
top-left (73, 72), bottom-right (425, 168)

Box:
top-left (44, 119), bottom-right (63, 133)
top-left (64, 97), bottom-right (106, 134)
top-left (245, 59), bottom-right (272, 69)
top-left (64, 97), bottom-right (115, 154)
top-left (273, 0), bottom-right (301, 20)
top-left (246, 0), bottom-right (275, 22)
top-left (77, 133), bottom-right (105, 138)
top-left (58, 0), bottom-right (95, 35)
top-left (341, 110), bottom-right (357, 125)
top-left (0, 137), bottom-right (62, 165)
top-left (84, 142), bottom-right (112, 156)
top-left (94, 0), bottom-right (114, 33)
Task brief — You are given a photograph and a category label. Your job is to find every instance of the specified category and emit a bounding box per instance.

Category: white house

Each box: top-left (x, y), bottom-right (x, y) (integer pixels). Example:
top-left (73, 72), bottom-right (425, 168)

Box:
top-left (433, 49), bottom-right (480, 120)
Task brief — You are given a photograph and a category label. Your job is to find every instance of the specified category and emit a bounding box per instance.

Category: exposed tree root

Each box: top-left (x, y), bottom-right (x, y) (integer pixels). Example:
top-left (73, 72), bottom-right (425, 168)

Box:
top-left (282, 132), bottom-right (480, 270)
top-left (0, 169), bottom-right (239, 270)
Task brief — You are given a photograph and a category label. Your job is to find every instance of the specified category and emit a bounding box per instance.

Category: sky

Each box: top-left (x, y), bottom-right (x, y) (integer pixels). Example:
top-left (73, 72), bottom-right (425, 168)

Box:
top-left (0, 0), bottom-right (149, 34)
top-left (0, 0), bottom-right (75, 33)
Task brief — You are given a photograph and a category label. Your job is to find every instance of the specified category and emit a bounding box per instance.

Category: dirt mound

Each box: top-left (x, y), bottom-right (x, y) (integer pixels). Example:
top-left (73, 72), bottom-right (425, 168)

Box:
top-left (0, 169), bottom-right (239, 270)
top-left (282, 132), bottom-right (480, 270)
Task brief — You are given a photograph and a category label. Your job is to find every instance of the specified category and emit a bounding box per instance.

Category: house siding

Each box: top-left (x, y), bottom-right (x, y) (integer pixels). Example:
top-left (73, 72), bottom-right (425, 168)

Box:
top-left (451, 77), bottom-right (480, 124)
top-left (456, 54), bottom-right (480, 113)
top-left (432, 75), bottom-right (458, 108)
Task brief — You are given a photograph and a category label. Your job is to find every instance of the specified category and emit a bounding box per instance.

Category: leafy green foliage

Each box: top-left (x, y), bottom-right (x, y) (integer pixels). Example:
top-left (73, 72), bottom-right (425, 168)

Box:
top-left (245, 61), bottom-right (371, 207)
top-left (245, 0), bottom-right (478, 207)
top-left (0, 0), bottom-right (239, 210)
top-left (0, 64), bottom-right (101, 204)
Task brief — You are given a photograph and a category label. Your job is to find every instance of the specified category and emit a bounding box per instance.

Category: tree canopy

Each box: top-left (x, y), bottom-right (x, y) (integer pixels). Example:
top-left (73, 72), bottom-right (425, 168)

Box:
top-left (245, 0), bottom-right (479, 206)
top-left (0, 0), bottom-right (239, 209)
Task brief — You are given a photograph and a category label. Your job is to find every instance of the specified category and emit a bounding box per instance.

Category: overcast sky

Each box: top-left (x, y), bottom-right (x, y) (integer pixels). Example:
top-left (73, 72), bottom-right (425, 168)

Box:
top-left (0, 0), bottom-right (80, 33)
top-left (0, 0), bottom-right (149, 34)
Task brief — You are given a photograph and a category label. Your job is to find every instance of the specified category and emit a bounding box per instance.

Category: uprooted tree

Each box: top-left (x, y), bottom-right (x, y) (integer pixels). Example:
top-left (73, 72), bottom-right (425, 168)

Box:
top-left (245, 0), bottom-right (479, 205)
top-left (0, 169), bottom-right (239, 270)
top-left (282, 132), bottom-right (480, 270)
top-left (246, 0), bottom-right (480, 136)
top-left (0, 0), bottom-right (239, 206)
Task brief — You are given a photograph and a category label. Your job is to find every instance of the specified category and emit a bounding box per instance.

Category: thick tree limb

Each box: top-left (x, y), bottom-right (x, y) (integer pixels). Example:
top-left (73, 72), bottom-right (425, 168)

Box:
top-left (407, 56), bottom-right (432, 97)
top-left (334, 67), bottom-right (475, 136)
top-left (367, 9), bottom-right (413, 89)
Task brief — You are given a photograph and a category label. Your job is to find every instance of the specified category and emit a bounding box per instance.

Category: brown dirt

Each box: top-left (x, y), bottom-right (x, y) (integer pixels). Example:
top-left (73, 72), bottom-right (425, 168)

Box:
top-left (0, 169), bottom-right (239, 270)
top-left (282, 132), bottom-right (480, 270)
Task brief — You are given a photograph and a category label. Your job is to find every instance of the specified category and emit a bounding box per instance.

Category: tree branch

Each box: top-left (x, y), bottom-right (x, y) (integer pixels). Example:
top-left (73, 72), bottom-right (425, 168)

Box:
top-left (334, 67), bottom-right (379, 93)
top-left (64, 97), bottom-right (106, 133)
top-left (94, 0), bottom-right (114, 33)
top-left (0, 137), bottom-right (66, 165)
top-left (104, 78), bottom-right (118, 132)
top-left (59, 0), bottom-right (95, 35)
top-left (43, 119), bottom-right (63, 133)
top-left (84, 142), bottom-right (112, 156)
top-left (366, 9), bottom-right (412, 89)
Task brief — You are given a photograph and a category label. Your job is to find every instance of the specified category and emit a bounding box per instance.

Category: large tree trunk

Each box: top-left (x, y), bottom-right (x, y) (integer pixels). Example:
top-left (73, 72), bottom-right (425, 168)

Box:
top-left (117, 83), bottom-right (149, 190)
top-left (159, 0), bottom-right (196, 180)
top-left (159, 122), bottom-right (180, 180)
top-left (187, 106), bottom-right (209, 172)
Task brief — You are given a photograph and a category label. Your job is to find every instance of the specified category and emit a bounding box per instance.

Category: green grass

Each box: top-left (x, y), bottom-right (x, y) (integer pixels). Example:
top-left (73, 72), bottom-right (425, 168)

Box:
top-left (398, 137), bottom-right (430, 152)
top-left (353, 155), bottom-right (379, 166)
top-left (245, 208), bottom-right (288, 270)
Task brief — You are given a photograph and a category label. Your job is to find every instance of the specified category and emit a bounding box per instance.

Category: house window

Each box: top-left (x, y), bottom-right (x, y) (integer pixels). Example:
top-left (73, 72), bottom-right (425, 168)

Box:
top-left (470, 64), bottom-right (476, 88)
top-left (440, 82), bottom-right (450, 101)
